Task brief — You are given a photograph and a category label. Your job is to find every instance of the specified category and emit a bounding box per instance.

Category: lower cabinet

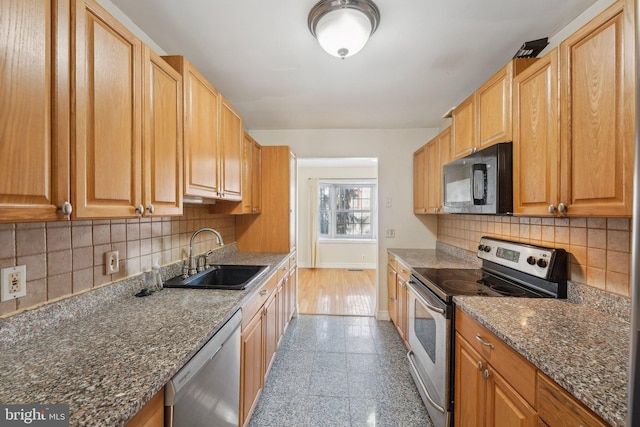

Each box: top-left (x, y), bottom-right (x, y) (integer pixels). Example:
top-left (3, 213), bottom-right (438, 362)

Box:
top-left (395, 260), bottom-right (411, 348)
top-left (455, 308), bottom-right (608, 427)
top-left (240, 254), bottom-right (297, 427)
top-left (455, 335), bottom-right (537, 427)
top-left (387, 255), bottom-right (398, 326)
top-left (125, 387), bottom-right (164, 427)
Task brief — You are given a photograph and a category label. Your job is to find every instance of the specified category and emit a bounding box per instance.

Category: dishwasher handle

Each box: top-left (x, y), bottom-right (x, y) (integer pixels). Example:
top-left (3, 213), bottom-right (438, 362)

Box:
top-left (165, 309), bottom-right (242, 405)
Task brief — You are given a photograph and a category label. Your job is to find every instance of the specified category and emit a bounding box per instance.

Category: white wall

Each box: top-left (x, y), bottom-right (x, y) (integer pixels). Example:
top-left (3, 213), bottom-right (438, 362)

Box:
top-left (298, 165), bottom-right (378, 269)
top-left (249, 129), bottom-right (440, 319)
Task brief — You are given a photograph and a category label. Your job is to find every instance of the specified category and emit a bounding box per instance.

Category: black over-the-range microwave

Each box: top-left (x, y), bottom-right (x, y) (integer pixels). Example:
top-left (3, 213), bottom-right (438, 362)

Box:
top-left (442, 142), bottom-right (513, 214)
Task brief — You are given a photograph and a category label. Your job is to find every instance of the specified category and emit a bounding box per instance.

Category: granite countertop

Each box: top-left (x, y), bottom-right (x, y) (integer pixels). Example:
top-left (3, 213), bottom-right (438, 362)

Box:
top-left (387, 248), bottom-right (480, 269)
top-left (388, 247), bottom-right (629, 426)
top-left (0, 250), bottom-right (289, 426)
top-left (454, 297), bottom-right (629, 426)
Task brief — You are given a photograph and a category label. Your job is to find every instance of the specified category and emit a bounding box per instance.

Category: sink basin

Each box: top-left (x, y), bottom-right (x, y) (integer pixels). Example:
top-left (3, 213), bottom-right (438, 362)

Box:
top-left (165, 265), bottom-right (269, 290)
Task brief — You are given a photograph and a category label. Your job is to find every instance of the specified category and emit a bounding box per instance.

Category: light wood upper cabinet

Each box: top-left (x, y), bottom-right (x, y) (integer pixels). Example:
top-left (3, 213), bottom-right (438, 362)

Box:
top-left (513, 49), bottom-right (561, 216)
top-left (413, 146), bottom-right (427, 214)
top-left (163, 55), bottom-right (220, 199)
top-left (452, 59), bottom-right (536, 160)
top-left (72, 0), bottom-right (142, 218)
top-left (427, 127), bottom-right (451, 214)
top-left (237, 146), bottom-right (295, 253)
top-left (143, 47), bottom-right (183, 217)
top-left (218, 96), bottom-right (243, 201)
top-left (210, 132), bottom-right (262, 215)
top-left (414, 127), bottom-right (451, 215)
top-left (0, 0), bottom-right (71, 223)
top-left (559, 0), bottom-right (634, 217)
top-left (451, 93), bottom-right (476, 159)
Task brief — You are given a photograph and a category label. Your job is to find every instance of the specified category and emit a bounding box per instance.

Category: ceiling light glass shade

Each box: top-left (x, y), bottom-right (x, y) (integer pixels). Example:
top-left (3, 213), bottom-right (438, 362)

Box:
top-left (308, 0), bottom-right (380, 59)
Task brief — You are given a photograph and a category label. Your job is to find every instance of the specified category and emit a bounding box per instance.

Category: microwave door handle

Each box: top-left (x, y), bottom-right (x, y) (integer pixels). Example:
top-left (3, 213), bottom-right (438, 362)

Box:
top-left (472, 164), bottom-right (487, 205)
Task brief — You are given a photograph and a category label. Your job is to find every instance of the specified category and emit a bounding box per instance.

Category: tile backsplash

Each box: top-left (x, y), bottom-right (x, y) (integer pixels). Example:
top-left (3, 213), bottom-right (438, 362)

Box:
top-left (438, 215), bottom-right (631, 297)
top-left (0, 207), bottom-right (236, 316)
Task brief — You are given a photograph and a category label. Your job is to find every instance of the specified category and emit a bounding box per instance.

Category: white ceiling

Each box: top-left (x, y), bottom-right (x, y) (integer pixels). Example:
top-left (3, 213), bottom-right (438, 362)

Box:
top-left (111, 0), bottom-right (598, 130)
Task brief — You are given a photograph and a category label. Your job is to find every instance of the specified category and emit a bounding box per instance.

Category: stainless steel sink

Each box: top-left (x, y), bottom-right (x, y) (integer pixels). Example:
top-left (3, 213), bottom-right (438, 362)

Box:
top-left (165, 265), bottom-right (269, 290)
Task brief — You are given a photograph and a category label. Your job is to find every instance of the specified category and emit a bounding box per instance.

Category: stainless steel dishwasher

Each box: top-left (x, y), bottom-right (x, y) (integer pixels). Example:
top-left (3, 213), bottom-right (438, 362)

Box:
top-left (165, 309), bottom-right (242, 427)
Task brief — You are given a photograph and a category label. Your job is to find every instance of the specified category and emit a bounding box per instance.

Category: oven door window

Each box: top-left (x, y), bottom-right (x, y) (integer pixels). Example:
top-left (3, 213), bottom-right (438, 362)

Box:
top-left (415, 303), bottom-right (437, 364)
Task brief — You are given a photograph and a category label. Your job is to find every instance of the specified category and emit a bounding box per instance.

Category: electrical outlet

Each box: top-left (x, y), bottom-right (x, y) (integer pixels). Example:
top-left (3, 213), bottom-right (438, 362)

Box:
top-left (1, 265), bottom-right (27, 301)
top-left (105, 251), bottom-right (120, 274)
top-left (385, 228), bottom-right (396, 238)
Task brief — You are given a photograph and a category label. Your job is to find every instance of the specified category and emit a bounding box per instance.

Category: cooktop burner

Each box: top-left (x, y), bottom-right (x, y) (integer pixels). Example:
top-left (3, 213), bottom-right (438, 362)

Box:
top-left (411, 267), bottom-right (548, 302)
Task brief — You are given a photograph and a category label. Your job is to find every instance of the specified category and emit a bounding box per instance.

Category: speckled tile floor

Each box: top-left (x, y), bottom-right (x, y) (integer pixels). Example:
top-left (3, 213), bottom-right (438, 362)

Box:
top-left (248, 315), bottom-right (434, 427)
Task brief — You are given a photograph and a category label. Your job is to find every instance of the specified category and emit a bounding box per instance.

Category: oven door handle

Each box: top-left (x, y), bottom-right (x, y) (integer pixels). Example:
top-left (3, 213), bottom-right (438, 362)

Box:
top-left (408, 281), bottom-right (445, 315)
top-left (407, 350), bottom-right (446, 414)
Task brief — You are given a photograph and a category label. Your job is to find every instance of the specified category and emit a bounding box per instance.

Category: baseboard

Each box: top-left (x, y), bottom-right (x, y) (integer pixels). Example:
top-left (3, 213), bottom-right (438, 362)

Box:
top-left (297, 263), bottom-right (377, 269)
top-left (376, 310), bottom-right (390, 321)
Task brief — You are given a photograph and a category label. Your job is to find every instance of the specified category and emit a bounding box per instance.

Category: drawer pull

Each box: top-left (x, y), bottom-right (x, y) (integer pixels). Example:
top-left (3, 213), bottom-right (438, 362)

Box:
top-left (476, 334), bottom-right (495, 349)
top-left (477, 361), bottom-right (483, 371)
top-left (260, 289), bottom-right (268, 296)
top-left (483, 369), bottom-right (490, 380)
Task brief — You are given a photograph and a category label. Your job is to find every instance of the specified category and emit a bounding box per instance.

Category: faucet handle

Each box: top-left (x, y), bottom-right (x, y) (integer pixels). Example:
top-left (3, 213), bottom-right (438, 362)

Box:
top-left (188, 256), bottom-right (198, 276)
top-left (204, 250), bottom-right (214, 269)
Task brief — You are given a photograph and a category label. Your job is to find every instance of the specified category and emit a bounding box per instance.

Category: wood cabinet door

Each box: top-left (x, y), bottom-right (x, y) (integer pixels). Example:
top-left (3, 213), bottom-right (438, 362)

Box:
top-left (143, 46), bottom-right (182, 217)
top-left (0, 0), bottom-right (71, 223)
top-left (287, 267), bottom-right (297, 322)
top-left (73, 0), bottom-right (142, 218)
top-left (387, 266), bottom-right (398, 326)
top-left (164, 57), bottom-right (220, 198)
top-left (413, 146), bottom-right (427, 214)
top-left (451, 94), bottom-right (476, 159)
top-left (513, 50), bottom-right (561, 216)
top-left (219, 96), bottom-right (243, 201)
top-left (426, 139), bottom-right (440, 214)
top-left (263, 291), bottom-right (278, 379)
top-left (477, 63), bottom-right (513, 149)
top-left (486, 367), bottom-right (537, 427)
top-left (455, 334), bottom-right (485, 427)
top-left (438, 127), bottom-right (452, 213)
top-left (125, 387), bottom-right (164, 427)
top-left (559, 0), bottom-right (634, 217)
top-left (252, 140), bottom-right (263, 213)
top-left (240, 310), bottom-right (263, 427)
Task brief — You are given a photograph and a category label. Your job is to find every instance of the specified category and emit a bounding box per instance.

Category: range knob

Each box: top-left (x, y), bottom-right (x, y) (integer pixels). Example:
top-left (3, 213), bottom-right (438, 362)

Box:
top-left (483, 245), bottom-right (491, 253)
top-left (478, 244), bottom-right (485, 252)
top-left (526, 256), bottom-right (536, 266)
top-left (537, 258), bottom-right (548, 268)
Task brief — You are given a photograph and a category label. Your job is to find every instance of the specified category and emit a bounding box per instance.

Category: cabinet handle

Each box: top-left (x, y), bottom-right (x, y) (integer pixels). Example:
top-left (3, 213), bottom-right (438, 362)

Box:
top-left (58, 201), bottom-right (73, 216)
top-left (135, 204), bottom-right (144, 216)
top-left (252, 207), bottom-right (257, 213)
top-left (389, 298), bottom-right (395, 302)
top-left (483, 369), bottom-right (490, 380)
top-left (147, 204), bottom-right (155, 214)
top-left (260, 289), bottom-right (268, 296)
top-left (472, 147), bottom-right (478, 154)
top-left (548, 204), bottom-right (556, 214)
top-left (558, 203), bottom-right (567, 214)
top-left (477, 361), bottom-right (483, 371)
top-left (475, 334), bottom-right (495, 349)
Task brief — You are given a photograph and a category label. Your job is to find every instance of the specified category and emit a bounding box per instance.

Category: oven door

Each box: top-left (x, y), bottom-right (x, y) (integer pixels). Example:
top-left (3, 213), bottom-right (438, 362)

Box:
top-left (407, 279), bottom-right (451, 427)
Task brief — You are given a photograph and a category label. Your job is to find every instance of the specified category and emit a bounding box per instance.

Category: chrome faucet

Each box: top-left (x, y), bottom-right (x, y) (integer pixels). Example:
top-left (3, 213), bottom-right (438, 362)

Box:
top-left (188, 228), bottom-right (224, 275)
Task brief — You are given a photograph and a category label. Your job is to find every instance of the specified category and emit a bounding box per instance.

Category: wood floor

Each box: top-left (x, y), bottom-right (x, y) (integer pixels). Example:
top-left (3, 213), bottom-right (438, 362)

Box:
top-left (297, 268), bottom-right (377, 316)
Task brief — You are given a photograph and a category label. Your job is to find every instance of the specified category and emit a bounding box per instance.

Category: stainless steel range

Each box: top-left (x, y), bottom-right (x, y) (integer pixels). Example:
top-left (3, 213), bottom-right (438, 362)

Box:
top-left (405, 237), bottom-right (567, 427)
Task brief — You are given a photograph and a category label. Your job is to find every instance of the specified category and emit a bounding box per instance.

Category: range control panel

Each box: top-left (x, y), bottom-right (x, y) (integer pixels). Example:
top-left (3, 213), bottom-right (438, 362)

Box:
top-left (477, 236), bottom-right (557, 280)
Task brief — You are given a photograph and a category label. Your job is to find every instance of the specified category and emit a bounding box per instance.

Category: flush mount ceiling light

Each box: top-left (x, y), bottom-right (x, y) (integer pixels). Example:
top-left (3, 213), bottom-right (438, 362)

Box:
top-left (308, 0), bottom-right (381, 59)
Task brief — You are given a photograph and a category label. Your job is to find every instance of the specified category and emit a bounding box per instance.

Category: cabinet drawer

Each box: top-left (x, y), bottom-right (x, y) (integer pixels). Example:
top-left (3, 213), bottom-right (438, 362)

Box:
top-left (456, 308), bottom-right (536, 406)
top-left (277, 260), bottom-right (290, 282)
top-left (241, 272), bottom-right (278, 330)
top-left (537, 372), bottom-right (607, 427)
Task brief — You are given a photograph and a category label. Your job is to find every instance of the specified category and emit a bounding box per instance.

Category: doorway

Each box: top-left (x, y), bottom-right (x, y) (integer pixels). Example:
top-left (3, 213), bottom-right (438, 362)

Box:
top-left (296, 158), bottom-right (379, 316)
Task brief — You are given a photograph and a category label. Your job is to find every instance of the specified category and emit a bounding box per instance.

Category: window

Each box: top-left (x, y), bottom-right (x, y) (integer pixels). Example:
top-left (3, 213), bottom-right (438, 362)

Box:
top-left (319, 182), bottom-right (376, 239)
